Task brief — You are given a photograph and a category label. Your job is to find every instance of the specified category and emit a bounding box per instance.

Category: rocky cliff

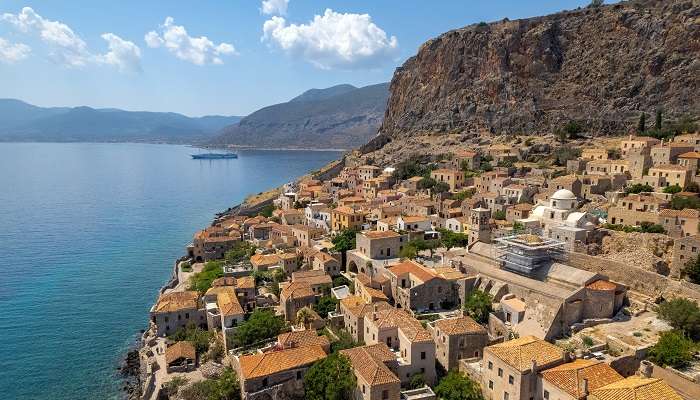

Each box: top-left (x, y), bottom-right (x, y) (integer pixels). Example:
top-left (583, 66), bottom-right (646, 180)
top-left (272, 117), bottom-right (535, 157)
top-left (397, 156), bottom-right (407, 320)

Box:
top-left (377, 0), bottom-right (699, 144)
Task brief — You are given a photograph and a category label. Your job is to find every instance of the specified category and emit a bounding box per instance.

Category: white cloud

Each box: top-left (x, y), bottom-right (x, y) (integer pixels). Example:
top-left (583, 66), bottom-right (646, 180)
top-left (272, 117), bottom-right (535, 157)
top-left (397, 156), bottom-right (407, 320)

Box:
top-left (262, 9), bottom-right (398, 70)
top-left (2, 6), bottom-right (90, 67)
top-left (261, 0), bottom-right (289, 16)
top-left (145, 17), bottom-right (236, 65)
top-left (1, 7), bottom-right (141, 71)
top-left (0, 37), bottom-right (31, 63)
top-left (95, 33), bottom-right (142, 72)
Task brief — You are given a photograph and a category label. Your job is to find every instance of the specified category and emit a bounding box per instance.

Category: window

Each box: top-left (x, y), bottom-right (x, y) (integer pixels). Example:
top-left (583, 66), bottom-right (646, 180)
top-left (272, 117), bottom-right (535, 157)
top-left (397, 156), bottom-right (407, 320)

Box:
top-left (296, 371), bottom-right (302, 380)
top-left (362, 385), bottom-right (366, 394)
top-left (509, 375), bottom-right (514, 384)
top-left (262, 378), bottom-right (268, 386)
top-left (488, 361), bottom-right (493, 370)
top-left (544, 390), bottom-right (550, 399)
top-left (421, 352), bottom-right (426, 360)
top-left (488, 380), bottom-right (493, 389)
top-left (503, 393), bottom-right (509, 400)
top-left (498, 368), bottom-right (503, 377)
top-left (382, 390), bottom-right (389, 400)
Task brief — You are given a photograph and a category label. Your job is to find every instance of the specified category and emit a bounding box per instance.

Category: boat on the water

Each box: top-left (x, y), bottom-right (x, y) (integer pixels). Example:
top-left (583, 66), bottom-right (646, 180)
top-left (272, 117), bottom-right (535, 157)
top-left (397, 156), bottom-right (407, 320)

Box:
top-left (191, 153), bottom-right (238, 159)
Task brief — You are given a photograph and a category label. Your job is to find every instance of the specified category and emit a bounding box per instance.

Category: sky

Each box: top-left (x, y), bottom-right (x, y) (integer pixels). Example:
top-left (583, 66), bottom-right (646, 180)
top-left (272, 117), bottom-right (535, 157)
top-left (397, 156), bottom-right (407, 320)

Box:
top-left (0, 0), bottom-right (599, 117)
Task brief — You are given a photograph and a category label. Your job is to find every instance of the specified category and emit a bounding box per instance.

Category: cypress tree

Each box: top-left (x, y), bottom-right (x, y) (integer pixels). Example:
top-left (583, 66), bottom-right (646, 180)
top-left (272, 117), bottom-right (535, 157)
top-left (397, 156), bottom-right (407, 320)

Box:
top-left (637, 113), bottom-right (646, 133)
top-left (655, 110), bottom-right (663, 130)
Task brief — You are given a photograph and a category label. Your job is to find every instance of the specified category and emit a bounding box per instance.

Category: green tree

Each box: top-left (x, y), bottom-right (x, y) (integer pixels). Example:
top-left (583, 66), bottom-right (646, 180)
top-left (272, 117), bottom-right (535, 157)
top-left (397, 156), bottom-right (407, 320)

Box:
top-left (418, 177), bottom-right (437, 190)
top-left (553, 146), bottom-right (581, 166)
top-left (434, 371), bottom-right (484, 400)
top-left (438, 229), bottom-right (470, 250)
top-left (638, 112), bottom-right (647, 133)
top-left (588, 0), bottom-right (604, 8)
top-left (189, 261), bottom-right (225, 293)
top-left (685, 182), bottom-right (700, 193)
top-left (400, 242), bottom-right (419, 259)
top-left (258, 204), bottom-right (274, 218)
top-left (625, 183), bottom-right (654, 194)
top-left (455, 189), bottom-right (476, 200)
top-left (683, 255), bottom-right (700, 285)
top-left (657, 298), bottom-right (700, 340)
top-left (315, 296), bottom-right (339, 318)
top-left (463, 290), bottom-right (493, 324)
top-left (178, 368), bottom-right (241, 400)
top-left (433, 181), bottom-right (451, 194)
top-left (224, 242), bottom-right (257, 264)
top-left (663, 184), bottom-right (682, 194)
top-left (513, 221), bottom-right (525, 233)
top-left (655, 109), bottom-right (663, 131)
top-left (649, 330), bottom-right (696, 369)
top-left (332, 229), bottom-right (357, 267)
top-left (492, 210), bottom-right (506, 220)
top-left (168, 323), bottom-right (214, 354)
top-left (671, 195), bottom-right (700, 210)
top-left (638, 221), bottom-right (665, 234)
top-left (409, 373), bottom-right (426, 389)
top-left (233, 310), bottom-right (284, 347)
top-left (330, 329), bottom-right (361, 353)
top-left (304, 353), bottom-right (356, 400)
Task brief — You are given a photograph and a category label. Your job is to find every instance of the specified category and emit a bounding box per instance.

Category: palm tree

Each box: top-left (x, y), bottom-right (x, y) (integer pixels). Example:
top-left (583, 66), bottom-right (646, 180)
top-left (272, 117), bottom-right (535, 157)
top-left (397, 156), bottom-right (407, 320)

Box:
top-left (296, 307), bottom-right (314, 329)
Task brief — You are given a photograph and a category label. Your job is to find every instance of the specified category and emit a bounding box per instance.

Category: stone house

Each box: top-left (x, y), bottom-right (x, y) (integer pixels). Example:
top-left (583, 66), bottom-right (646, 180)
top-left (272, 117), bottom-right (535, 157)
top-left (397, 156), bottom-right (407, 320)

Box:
top-left (650, 142), bottom-right (694, 166)
top-left (475, 171), bottom-right (510, 193)
top-left (429, 315), bottom-right (488, 371)
top-left (446, 216), bottom-right (470, 233)
top-left (290, 270), bottom-right (332, 295)
top-left (581, 148), bottom-right (608, 160)
top-left (502, 184), bottom-right (536, 204)
top-left (386, 260), bottom-right (455, 312)
top-left (249, 253), bottom-right (281, 271)
top-left (232, 345), bottom-right (327, 400)
top-left (279, 281), bottom-right (317, 322)
top-left (619, 135), bottom-right (660, 157)
top-left (607, 193), bottom-right (667, 226)
top-left (290, 224), bottom-right (323, 247)
top-left (150, 291), bottom-right (205, 336)
top-left (189, 226), bottom-right (241, 262)
top-left (506, 203), bottom-right (532, 223)
top-left (339, 296), bottom-right (392, 342)
top-left (312, 251), bottom-right (341, 276)
top-left (363, 308), bottom-right (437, 386)
top-left (358, 165), bottom-right (381, 182)
top-left (341, 344), bottom-right (402, 400)
top-left (401, 198), bottom-right (436, 216)
top-left (397, 215), bottom-right (432, 232)
top-left (678, 151), bottom-right (700, 175)
top-left (674, 133), bottom-right (700, 149)
top-left (481, 336), bottom-right (565, 400)
top-left (585, 160), bottom-right (612, 176)
top-left (488, 144), bottom-right (520, 163)
top-left (165, 341), bottom-right (196, 373)
top-left (538, 359), bottom-right (622, 400)
top-left (277, 330), bottom-right (331, 353)
top-left (278, 252), bottom-right (301, 274)
top-left (646, 164), bottom-right (692, 189)
top-left (430, 168), bottom-right (466, 191)
top-left (403, 176), bottom-right (424, 192)
top-left (670, 234), bottom-right (700, 279)
top-left (203, 286), bottom-right (245, 350)
top-left (453, 149), bottom-right (481, 170)
top-left (658, 208), bottom-right (700, 238)
top-left (588, 375), bottom-right (683, 400)
top-left (549, 175), bottom-right (582, 198)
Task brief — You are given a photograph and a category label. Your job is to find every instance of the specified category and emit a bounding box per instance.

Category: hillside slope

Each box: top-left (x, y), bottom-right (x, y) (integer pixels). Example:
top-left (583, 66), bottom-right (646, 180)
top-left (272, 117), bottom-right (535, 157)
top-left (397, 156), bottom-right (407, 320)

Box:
top-left (214, 83), bottom-right (389, 149)
top-left (377, 0), bottom-right (699, 144)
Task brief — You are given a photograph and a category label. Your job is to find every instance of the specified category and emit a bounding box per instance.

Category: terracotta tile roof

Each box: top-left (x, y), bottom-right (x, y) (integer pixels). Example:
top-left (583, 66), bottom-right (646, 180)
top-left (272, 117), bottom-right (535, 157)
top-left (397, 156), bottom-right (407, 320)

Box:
top-left (212, 277), bottom-right (237, 287)
top-left (400, 215), bottom-right (430, 223)
top-left (280, 282), bottom-right (315, 300)
top-left (236, 276), bottom-right (255, 290)
top-left (387, 260), bottom-right (439, 283)
top-left (361, 285), bottom-right (389, 301)
top-left (486, 336), bottom-right (564, 372)
top-left (238, 345), bottom-right (326, 379)
top-left (678, 151), bottom-right (700, 159)
top-left (659, 208), bottom-right (700, 218)
top-left (363, 230), bottom-right (401, 239)
top-left (292, 270), bottom-right (332, 286)
top-left (205, 286), bottom-right (244, 316)
top-left (250, 254), bottom-right (280, 266)
top-left (314, 251), bottom-right (338, 264)
top-left (277, 330), bottom-right (330, 350)
top-left (154, 291), bottom-right (199, 313)
top-left (166, 341), bottom-right (196, 365)
top-left (341, 343), bottom-right (400, 386)
top-left (586, 280), bottom-right (617, 291)
top-left (541, 359), bottom-right (623, 399)
top-left (513, 203), bottom-right (533, 211)
top-left (433, 267), bottom-right (467, 281)
top-left (370, 308), bottom-right (433, 343)
top-left (341, 296), bottom-right (392, 319)
top-left (434, 316), bottom-right (486, 336)
top-left (589, 376), bottom-right (682, 400)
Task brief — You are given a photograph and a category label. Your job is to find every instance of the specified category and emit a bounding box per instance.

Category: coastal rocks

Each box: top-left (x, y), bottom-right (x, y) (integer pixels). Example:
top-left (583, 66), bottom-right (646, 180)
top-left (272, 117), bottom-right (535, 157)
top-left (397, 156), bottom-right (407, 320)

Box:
top-left (120, 349), bottom-right (142, 400)
top-left (377, 0), bottom-right (700, 144)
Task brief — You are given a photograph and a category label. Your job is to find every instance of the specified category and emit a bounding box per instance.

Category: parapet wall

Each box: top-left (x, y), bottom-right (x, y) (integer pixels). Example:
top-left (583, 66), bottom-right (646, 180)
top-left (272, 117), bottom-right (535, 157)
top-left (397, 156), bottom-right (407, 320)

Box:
top-left (567, 252), bottom-right (700, 302)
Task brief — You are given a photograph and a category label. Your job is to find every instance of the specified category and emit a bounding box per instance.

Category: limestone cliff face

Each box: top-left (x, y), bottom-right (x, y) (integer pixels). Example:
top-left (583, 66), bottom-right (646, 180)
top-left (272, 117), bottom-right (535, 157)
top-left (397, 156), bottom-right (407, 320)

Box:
top-left (379, 0), bottom-right (699, 141)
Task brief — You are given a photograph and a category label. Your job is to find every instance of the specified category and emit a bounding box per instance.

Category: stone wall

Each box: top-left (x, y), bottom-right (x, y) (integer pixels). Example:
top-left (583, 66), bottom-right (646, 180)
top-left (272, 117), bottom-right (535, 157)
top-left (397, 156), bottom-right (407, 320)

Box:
top-left (567, 252), bottom-right (700, 302)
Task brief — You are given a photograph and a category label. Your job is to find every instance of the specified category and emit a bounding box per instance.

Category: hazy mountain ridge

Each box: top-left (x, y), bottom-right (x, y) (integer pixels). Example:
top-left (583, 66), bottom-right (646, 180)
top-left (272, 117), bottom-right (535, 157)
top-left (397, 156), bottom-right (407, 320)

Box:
top-left (214, 83), bottom-right (390, 149)
top-left (0, 99), bottom-right (242, 143)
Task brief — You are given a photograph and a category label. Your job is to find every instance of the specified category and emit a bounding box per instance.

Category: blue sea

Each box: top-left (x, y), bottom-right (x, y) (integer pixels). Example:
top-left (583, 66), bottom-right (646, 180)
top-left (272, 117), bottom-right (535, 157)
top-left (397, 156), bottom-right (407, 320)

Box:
top-left (0, 142), bottom-right (341, 399)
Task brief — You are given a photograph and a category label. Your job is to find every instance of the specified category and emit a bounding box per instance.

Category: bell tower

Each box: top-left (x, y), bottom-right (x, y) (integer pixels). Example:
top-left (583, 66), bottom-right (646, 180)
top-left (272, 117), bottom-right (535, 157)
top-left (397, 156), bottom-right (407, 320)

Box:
top-left (469, 207), bottom-right (491, 245)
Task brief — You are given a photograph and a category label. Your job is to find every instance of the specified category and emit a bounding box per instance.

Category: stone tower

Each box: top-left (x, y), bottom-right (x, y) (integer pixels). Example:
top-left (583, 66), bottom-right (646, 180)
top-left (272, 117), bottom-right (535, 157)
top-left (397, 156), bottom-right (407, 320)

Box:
top-left (469, 207), bottom-right (491, 246)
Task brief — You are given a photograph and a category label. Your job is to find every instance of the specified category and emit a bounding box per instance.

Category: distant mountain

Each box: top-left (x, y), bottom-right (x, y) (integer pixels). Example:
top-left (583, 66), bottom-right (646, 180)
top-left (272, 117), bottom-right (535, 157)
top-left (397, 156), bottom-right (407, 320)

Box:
top-left (214, 83), bottom-right (389, 149)
top-left (0, 99), bottom-right (242, 143)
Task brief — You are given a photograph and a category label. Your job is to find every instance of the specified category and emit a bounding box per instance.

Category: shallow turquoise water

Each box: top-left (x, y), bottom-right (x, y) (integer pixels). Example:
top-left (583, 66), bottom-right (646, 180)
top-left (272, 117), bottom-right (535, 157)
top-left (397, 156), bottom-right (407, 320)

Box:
top-left (0, 142), bottom-right (340, 399)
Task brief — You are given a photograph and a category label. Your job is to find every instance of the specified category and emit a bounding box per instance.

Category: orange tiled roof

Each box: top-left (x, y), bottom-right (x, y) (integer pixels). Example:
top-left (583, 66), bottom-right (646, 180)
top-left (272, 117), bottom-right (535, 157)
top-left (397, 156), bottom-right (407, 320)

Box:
top-left (486, 335), bottom-right (564, 372)
top-left (238, 345), bottom-right (326, 379)
top-left (363, 230), bottom-right (401, 239)
top-left (586, 280), bottom-right (617, 291)
top-left (205, 286), bottom-right (244, 316)
top-left (589, 376), bottom-right (682, 400)
top-left (280, 282), bottom-right (315, 300)
top-left (153, 291), bottom-right (199, 313)
top-left (370, 308), bottom-right (433, 343)
top-left (387, 260), bottom-right (438, 283)
top-left (678, 151), bottom-right (700, 159)
top-left (434, 316), bottom-right (486, 336)
top-left (236, 276), bottom-right (255, 290)
top-left (340, 296), bottom-right (391, 318)
top-left (166, 341), bottom-right (196, 365)
top-left (277, 330), bottom-right (330, 350)
top-left (541, 359), bottom-right (623, 398)
top-left (341, 343), bottom-right (400, 385)
top-left (659, 208), bottom-right (700, 218)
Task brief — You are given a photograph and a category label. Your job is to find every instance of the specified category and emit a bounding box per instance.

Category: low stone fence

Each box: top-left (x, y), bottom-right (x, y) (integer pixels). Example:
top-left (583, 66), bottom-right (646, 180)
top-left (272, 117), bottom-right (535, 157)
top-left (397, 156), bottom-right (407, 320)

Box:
top-left (567, 252), bottom-right (700, 302)
top-left (651, 362), bottom-right (700, 399)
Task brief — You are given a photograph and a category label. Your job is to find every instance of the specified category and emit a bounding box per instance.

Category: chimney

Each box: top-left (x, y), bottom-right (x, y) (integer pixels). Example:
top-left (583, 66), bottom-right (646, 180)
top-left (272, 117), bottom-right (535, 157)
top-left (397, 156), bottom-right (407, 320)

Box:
top-left (373, 312), bottom-right (378, 321)
top-left (638, 360), bottom-right (653, 378)
top-left (579, 378), bottom-right (589, 398)
top-left (530, 359), bottom-right (538, 373)
top-left (373, 304), bottom-right (378, 312)
top-left (629, 134), bottom-right (633, 140)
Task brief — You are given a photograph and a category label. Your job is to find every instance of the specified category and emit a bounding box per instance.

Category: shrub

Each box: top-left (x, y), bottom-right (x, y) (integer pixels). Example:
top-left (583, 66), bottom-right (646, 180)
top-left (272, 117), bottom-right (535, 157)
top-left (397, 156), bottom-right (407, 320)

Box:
top-left (168, 323), bottom-right (214, 354)
top-left (224, 241), bottom-right (256, 264)
top-left (671, 195), bottom-right (700, 210)
top-left (649, 330), bottom-right (696, 369)
top-left (258, 204), bottom-right (274, 218)
top-left (663, 184), bottom-right (682, 194)
top-left (409, 373), bottom-right (426, 389)
top-left (304, 353), bottom-right (356, 400)
top-left (553, 146), bottom-right (581, 166)
top-left (189, 261), bottom-right (224, 293)
top-left (492, 210), bottom-right (506, 220)
top-left (314, 296), bottom-right (339, 318)
top-left (464, 290), bottom-right (493, 324)
top-left (233, 310), bottom-right (284, 347)
top-left (178, 368), bottom-right (240, 400)
top-left (683, 255), bottom-right (700, 285)
top-left (434, 371), bottom-right (484, 400)
top-left (657, 298), bottom-right (700, 340)
top-left (625, 183), bottom-right (653, 194)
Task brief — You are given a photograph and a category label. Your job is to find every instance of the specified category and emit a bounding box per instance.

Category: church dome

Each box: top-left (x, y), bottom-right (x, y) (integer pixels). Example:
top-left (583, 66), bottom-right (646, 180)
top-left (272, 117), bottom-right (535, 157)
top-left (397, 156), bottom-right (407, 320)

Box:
top-left (551, 189), bottom-right (576, 200)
